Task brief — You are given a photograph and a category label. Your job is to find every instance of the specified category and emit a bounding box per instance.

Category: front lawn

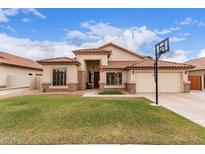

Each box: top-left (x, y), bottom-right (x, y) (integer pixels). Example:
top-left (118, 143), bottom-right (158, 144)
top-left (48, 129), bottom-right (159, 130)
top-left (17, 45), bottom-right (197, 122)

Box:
top-left (0, 95), bottom-right (205, 144)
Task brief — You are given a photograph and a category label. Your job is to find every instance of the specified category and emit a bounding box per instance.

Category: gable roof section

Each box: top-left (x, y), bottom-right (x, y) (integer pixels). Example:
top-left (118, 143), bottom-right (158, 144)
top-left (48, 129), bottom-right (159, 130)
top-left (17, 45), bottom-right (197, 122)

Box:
top-left (98, 42), bottom-right (145, 59)
top-left (126, 59), bottom-right (194, 69)
top-left (37, 57), bottom-right (80, 65)
top-left (0, 51), bottom-right (42, 70)
top-left (72, 48), bottom-right (112, 55)
top-left (185, 57), bottom-right (205, 71)
top-left (102, 61), bottom-right (141, 69)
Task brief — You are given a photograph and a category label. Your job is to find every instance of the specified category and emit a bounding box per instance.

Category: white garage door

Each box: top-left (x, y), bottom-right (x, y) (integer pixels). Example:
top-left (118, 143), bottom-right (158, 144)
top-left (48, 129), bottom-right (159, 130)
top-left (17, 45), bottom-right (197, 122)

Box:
top-left (135, 73), bottom-right (182, 92)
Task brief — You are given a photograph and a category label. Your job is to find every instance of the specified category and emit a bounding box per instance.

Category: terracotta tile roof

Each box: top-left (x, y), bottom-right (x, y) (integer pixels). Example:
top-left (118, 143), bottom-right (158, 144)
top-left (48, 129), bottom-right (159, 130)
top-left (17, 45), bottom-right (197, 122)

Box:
top-left (37, 57), bottom-right (80, 65)
top-left (73, 48), bottom-right (112, 55)
top-left (126, 59), bottom-right (194, 69)
top-left (185, 57), bottom-right (205, 71)
top-left (0, 51), bottom-right (42, 70)
top-left (103, 61), bottom-right (140, 69)
top-left (98, 42), bottom-right (145, 59)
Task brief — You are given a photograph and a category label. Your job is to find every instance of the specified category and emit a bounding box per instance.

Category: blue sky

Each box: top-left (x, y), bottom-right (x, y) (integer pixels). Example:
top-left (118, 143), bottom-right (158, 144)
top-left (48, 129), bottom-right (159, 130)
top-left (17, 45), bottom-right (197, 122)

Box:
top-left (0, 8), bottom-right (205, 61)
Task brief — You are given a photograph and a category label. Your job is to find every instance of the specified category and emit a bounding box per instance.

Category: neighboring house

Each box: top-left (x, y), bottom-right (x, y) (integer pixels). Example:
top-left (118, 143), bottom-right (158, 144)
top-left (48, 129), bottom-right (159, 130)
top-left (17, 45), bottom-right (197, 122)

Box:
top-left (38, 42), bottom-right (194, 93)
top-left (0, 51), bottom-right (43, 89)
top-left (185, 57), bottom-right (205, 91)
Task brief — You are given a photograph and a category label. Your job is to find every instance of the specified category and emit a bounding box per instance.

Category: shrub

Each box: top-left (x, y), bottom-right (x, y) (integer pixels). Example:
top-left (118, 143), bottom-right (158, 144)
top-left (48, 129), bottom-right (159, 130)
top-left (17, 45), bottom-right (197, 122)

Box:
top-left (98, 90), bottom-right (122, 95)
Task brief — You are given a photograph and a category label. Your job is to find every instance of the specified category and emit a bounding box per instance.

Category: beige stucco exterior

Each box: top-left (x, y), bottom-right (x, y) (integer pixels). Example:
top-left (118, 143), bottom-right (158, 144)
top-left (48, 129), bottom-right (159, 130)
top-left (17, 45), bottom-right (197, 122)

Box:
top-left (100, 45), bottom-right (142, 61)
top-left (76, 54), bottom-right (108, 71)
top-left (0, 65), bottom-right (42, 89)
top-left (40, 43), bottom-right (190, 93)
top-left (42, 64), bottom-right (78, 85)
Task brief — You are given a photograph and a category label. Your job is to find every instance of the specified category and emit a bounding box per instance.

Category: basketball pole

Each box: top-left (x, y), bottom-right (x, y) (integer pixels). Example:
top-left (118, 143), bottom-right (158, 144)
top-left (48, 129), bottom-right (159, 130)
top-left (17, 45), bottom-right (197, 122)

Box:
top-left (154, 37), bottom-right (170, 105)
top-left (155, 47), bottom-right (159, 105)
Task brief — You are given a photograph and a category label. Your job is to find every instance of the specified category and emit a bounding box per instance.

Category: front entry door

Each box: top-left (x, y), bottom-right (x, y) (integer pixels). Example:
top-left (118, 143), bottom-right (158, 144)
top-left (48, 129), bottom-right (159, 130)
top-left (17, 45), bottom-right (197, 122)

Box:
top-left (188, 76), bottom-right (202, 90)
top-left (94, 72), bottom-right (100, 88)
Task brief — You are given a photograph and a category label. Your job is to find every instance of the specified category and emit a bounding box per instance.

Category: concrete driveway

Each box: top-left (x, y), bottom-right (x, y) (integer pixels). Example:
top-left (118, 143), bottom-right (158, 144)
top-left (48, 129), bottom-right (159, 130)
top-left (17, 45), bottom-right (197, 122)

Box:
top-left (140, 91), bottom-right (205, 127)
top-left (0, 88), bottom-right (41, 99)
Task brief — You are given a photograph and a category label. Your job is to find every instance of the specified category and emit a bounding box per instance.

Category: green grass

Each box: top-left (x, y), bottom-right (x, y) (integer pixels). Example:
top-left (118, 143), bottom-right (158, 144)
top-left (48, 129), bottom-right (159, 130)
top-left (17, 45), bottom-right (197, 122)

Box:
top-left (98, 90), bottom-right (123, 95)
top-left (0, 95), bottom-right (205, 144)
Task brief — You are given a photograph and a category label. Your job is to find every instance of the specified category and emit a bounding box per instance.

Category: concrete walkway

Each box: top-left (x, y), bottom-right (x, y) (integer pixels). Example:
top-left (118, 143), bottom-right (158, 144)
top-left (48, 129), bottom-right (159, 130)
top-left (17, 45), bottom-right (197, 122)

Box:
top-left (140, 91), bottom-right (205, 127)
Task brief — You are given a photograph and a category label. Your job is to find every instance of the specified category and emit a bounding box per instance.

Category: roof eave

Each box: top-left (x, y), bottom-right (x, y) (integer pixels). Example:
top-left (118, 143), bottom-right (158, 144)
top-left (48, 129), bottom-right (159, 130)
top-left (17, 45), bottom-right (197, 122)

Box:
top-left (1, 62), bottom-right (43, 70)
top-left (37, 61), bottom-right (80, 66)
top-left (103, 67), bottom-right (126, 70)
top-left (125, 66), bottom-right (195, 70)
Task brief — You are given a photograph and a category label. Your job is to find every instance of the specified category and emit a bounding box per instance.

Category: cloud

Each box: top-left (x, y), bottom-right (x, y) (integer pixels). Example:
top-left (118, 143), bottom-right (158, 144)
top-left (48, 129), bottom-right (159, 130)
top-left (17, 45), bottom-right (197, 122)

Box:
top-left (66, 30), bottom-right (86, 39)
top-left (0, 9), bottom-right (46, 23)
top-left (198, 21), bottom-right (205, 27)
top-left (154, 27), bottom-right (180, 35)
top-left (22, 9), bottom-right (46, 19)
top-left (177, 17), bottom-right (205, 27)
top-left (6, 25), bottom-right (15, 33)
top-left (0, 9), bottom-right (9, 22)
top-left (65, 21), bottom-right (157, 50)
top-left (183, 33), bottom-right (190, 36)
top-left (21, 18), bottom-right (31, 23)
top-left (81, 21), bottom-right (122, 37)
top-left (3, 9), bottom-right (19, 16)
top-left (0, 21), bottom-right (159, 60)
top-left (31, 29), bottom-right (41, 34)
top-left (178, 33), bottom-right (190, 37)
top-left (0, 20), bottom-right (187, 61)
top-left (162, 49), bottom-right (189, 62)
top-left (0, 33), bottom-right (77, 60)
top-left (197, 48), bottom-right (205, 58)
top-left (179, 17), bottom-right (192, 25)
top-left (170, 37), bottom-right (186, 42)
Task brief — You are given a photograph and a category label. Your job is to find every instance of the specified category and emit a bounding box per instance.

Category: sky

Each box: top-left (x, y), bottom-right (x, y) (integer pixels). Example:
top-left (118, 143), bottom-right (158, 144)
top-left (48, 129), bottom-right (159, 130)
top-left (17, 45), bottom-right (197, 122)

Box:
top-left (0, 8), bottom-right (205, 62)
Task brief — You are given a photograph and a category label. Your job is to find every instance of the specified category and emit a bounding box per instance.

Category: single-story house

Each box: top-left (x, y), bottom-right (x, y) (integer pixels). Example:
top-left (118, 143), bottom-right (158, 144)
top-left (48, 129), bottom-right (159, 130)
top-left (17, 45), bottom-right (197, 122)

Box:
top-left (0, 51), bottom-right (43, 89)
top-left (37, 42), bottom-right (194, 93)
top-left (185, 57), bottom-right (205, 91)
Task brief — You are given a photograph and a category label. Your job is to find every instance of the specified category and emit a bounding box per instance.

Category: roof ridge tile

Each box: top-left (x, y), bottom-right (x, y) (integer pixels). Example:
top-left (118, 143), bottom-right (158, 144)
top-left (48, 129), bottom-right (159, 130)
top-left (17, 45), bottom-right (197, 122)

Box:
top-left (72, 48), bottom-right (112, 55)
top-left (37, 56), bottom-right (80, 65)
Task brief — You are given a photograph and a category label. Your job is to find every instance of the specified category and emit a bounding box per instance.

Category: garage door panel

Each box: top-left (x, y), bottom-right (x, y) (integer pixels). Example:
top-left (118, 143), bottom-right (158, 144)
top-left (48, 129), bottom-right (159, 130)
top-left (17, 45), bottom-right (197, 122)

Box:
top-left (135, 73), bottom-right (155, 92)
top-left (135, 73), bottom-right (181, 92)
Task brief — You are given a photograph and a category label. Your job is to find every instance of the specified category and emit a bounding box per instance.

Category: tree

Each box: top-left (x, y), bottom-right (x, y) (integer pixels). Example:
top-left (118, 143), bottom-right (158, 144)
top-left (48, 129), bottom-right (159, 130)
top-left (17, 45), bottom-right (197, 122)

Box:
top-left (144, 55), bottom-right (154, 60)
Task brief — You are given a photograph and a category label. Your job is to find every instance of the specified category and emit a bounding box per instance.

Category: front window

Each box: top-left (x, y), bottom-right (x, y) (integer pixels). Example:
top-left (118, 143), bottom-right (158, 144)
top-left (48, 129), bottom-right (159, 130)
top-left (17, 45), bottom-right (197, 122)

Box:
top-left (106, 72), bottom-right (122, 85)
top-left (52, 68), bottom-right (67, 86)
